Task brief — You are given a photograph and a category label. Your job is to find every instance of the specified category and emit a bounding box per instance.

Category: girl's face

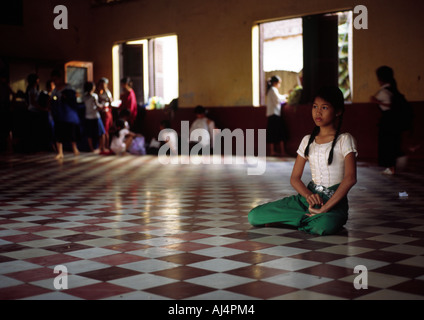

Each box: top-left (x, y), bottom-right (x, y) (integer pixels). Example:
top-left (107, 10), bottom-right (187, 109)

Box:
top-left (312, 97), bottom-right (339, 128)
top-left (273, 80), bottom-right (281, 88)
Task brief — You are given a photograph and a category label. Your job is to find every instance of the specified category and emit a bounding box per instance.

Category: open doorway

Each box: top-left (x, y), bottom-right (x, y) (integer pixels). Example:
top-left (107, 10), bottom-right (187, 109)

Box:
top-left (254, 11), bottom-right (353, 106)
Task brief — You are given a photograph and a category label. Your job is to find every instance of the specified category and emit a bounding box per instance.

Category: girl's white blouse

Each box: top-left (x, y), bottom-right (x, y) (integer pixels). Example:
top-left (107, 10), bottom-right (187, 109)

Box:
top-left (297, 133), bottom-right (358, 187)
top-left (266, 87), bottom-right (286, 117)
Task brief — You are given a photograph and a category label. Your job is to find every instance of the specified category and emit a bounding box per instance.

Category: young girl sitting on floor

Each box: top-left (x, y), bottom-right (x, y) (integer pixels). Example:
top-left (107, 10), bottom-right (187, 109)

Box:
top-left (248, 86), bottom-right (357, 236)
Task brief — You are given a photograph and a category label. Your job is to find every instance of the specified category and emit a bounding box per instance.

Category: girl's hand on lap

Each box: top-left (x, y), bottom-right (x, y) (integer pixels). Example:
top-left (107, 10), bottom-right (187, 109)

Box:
top-left (306, 205), bottom-right (326, 217)
top-left (306, 194), bottom-right (323, 207)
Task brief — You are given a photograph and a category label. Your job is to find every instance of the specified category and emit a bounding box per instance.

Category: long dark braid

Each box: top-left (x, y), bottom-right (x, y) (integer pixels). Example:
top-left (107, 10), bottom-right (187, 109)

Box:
top-left (304, 86), bottom-right (345, 165)
top-left (327, 113), bottom-right (343, 165)
top-left (304, 126), bottom-right (320, 159)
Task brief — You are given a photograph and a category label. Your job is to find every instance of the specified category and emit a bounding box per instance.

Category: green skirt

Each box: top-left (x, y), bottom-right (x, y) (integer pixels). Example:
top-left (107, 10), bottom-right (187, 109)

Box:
top-left (248, 182), bottom-right (348, 236)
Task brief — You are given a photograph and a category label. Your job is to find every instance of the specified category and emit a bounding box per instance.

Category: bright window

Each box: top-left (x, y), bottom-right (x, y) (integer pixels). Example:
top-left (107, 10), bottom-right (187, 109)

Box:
top-left (112, 35), bottom-right (179, 107)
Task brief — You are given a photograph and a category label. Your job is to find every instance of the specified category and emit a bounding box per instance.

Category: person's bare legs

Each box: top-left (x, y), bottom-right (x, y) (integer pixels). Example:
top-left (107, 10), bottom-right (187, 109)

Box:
top-left (268, 142), bottom-right (287, 157)
top-left (55, 142), bottom-right (64, 159)
top-left (280, 141), bottom-right (288, 157)
top-left (268, 143), bottom-right (277, 156)
top-left (99, 134), bottom-right (106, 152)
top-left (104, 133), bottom-right (109, 151)
top-left (87, 137), bottom-right (95, 153)
top-left (71, 142), bottom-right (80, 155)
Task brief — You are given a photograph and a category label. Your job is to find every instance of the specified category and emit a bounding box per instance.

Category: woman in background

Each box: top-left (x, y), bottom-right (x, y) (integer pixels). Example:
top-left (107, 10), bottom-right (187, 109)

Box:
top-left (370, 66), bottom-right (409, 175)
top-left (50, 71), bottom-right (80, 159)
top-left (266, 75), bottom-right (288, 157)
top-left (97, 77), bottom-right (113, 148)
top-left (119, 77), bottom-right (137, 127)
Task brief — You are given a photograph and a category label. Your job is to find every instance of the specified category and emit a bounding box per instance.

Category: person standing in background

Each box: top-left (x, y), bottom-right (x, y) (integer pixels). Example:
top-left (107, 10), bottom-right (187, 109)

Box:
top-left (50, 69), bottom-right (80, 159)
top-left (97, 77), bottom-right (113, 148)
top-left (83, 81), bottom-right (106, 153)
top-left (0, 71), bottom-right (15, 153)
top-left (370, 66), bottom-right (410, 175)
top-left (119, 78), bottom-right (137, 127)
top-left (266, 75), bottom-right (288, 157)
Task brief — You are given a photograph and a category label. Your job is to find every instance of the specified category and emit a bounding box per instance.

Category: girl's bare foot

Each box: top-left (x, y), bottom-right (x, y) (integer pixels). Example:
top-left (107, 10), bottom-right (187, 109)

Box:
top-left (72, 143), bottom-right (80, 156)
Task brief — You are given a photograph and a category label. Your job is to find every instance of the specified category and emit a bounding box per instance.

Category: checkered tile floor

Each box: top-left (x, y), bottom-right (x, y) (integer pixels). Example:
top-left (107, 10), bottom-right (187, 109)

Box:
top-left (0, 153), bottom-right (423, 300)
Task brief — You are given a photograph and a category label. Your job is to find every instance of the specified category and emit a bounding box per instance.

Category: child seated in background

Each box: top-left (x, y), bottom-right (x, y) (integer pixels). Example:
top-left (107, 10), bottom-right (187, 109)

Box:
top-left (147, 120), bottom-right (179, 156)
top-left (189, 105), bottom-right (216, 151)
top-left (110, 119), bottom-right (145, 155)
top-left (118, 108), bottom-right (131, 130)
top-left (160, 120), bottom-right (178, 156)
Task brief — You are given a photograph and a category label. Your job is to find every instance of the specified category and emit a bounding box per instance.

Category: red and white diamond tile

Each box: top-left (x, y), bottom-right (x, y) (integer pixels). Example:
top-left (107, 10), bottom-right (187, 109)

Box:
top-left (0, 153), bottom-right (423, 300)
